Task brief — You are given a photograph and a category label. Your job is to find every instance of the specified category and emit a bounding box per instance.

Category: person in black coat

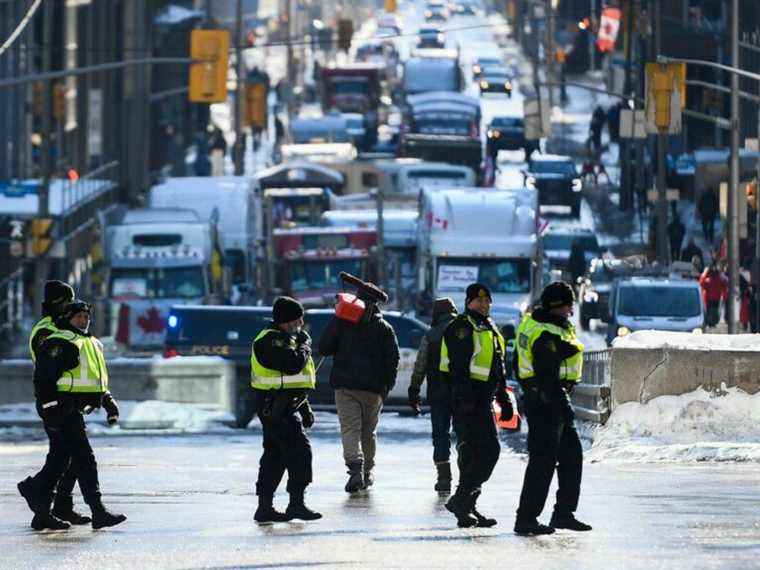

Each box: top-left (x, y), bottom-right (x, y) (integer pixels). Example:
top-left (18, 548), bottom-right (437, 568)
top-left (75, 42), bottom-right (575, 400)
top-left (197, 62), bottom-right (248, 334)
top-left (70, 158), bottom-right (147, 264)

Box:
top-left (319, 291), bottom-right (399, 493)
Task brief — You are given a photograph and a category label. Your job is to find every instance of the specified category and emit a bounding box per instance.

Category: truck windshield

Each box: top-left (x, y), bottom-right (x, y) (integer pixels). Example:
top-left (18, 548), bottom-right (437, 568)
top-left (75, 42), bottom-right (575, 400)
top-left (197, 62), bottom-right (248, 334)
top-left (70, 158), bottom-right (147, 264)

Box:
top-left (415, 118), bottom-right (471, 135)
top-left (111, 267), bottom-right (206, 299)
top-left (544, 234), bottom-right (600, 252)
top-left (332, 80), bottom-right (370, 95)
top-left (272, 196), bottom-right (328, 226)
top-left (618, 286), bottom-right (701, 318)
top-left (290, 260), bottom-right (364, 292)
top-left (531, 160), bottom-right (576, 176)
top-left (437, 258), bottom-right (531, 294)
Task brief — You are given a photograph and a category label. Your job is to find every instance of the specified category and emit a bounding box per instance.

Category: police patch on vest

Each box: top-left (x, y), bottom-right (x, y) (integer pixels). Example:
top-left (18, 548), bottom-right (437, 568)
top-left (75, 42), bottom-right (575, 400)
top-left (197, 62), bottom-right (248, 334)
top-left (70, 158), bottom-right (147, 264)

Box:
top-left (518, 333), bottom-right (529, 349)
top-left (272, 338), bottom-right (284, 347)
top-left (49, 346), bottom-right (60, 358)
top-left (455, 326), bottom-right (471, 339)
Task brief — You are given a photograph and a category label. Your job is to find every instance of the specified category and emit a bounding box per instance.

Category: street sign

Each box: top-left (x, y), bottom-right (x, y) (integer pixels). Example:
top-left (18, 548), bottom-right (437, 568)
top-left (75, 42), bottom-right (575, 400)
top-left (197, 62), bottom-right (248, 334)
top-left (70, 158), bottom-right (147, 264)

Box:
top-left (620, 109), bottom-right (647, 139)
top-left (647, 188), bottom-right (680, 202)
top-left (524, 98), bottom-right (551, 140)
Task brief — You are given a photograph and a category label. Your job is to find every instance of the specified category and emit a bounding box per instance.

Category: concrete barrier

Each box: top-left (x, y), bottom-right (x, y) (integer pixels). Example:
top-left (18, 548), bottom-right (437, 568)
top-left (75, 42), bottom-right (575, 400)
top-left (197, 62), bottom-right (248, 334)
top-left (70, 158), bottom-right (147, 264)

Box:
top-left (611, 347), bottom-right (760, 407)
top-left (0, 356), bottom-right (236, 413)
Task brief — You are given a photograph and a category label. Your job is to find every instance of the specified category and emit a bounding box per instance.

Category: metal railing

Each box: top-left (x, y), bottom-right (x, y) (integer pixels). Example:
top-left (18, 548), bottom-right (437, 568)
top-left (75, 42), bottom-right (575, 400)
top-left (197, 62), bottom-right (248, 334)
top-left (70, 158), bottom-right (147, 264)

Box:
top-left (572, 349), bottom-right (612, 424)
top-left (0, 267), bottom-right (24, 338)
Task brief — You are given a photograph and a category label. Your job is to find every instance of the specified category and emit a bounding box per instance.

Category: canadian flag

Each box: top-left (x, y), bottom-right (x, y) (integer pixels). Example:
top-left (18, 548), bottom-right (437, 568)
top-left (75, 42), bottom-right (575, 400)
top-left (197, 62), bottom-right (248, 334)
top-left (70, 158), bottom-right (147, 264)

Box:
top-left (596, 7), bottom-right (621, 53)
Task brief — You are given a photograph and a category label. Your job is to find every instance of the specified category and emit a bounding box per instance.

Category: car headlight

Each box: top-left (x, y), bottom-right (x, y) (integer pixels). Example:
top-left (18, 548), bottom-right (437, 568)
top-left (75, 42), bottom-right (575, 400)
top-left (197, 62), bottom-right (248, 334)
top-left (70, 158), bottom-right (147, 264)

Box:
top-left (473, 64), bottom-right (481, 74)
top-left (525, 176), bottom-right (537, 189)
top-left (572, 178), bottom-right (582, 192)
top-left (617, 326), bottom-right (630, 337)
top-left (583, 291), bottom-right (598, 303)
top-left (504, 81), bottom-right (512, 90)
top-left (487, 129), bottom-right (500, 138)
top-left (692, 327), bottom-right (703, 334)
top-left (425, 10), bottom-right (432, 17)
top-left (480, 81), bottom-right (489, 89)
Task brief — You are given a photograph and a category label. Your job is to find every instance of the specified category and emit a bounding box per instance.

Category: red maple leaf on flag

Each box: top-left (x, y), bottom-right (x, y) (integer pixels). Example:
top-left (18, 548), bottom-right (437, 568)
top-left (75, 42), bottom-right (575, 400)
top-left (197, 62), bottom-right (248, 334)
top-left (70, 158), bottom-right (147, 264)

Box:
top-left (137, 307), bottom-right (165, 334)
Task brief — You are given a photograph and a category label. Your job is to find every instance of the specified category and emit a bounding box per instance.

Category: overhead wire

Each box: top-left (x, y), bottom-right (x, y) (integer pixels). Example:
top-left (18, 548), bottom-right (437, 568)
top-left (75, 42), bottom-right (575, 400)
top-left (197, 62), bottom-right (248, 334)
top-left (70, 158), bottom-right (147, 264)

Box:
top-left (0, 0), bottom-right (42, 58)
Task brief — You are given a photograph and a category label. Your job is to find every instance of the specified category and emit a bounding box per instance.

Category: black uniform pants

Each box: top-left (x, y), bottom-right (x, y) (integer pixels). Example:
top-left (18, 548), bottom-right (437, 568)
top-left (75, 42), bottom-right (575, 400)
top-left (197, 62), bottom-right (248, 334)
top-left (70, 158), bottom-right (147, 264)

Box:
top-left (452, 398), bottom-right (500, 491)
top-left (516, 397), bottom-right (583, 523)
top-left (255, 398), bottom-right (313, 498)
top-left (31, 411), bottom-right (101, 506)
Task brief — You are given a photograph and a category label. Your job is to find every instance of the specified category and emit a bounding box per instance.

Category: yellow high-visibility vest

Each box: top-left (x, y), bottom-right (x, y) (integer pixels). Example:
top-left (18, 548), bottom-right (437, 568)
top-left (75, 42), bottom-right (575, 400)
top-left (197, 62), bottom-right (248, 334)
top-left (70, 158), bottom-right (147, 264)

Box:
top-left (439, 315), bottom-right (505, 382)
top-left (29, 317), bottom-right (59, 363)
top-left (516, 314), bottom-right (584, 382)
top-left (47, 330), bottom-right (109, 394)
top-left (250, 328), bottom-right (316, 391)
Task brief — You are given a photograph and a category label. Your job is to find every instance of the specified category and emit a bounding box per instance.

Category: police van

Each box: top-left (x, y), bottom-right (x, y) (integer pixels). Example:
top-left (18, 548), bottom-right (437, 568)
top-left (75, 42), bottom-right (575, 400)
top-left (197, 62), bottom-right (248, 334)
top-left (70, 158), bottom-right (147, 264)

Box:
top-left (163, 305), bottom-right (428, 427)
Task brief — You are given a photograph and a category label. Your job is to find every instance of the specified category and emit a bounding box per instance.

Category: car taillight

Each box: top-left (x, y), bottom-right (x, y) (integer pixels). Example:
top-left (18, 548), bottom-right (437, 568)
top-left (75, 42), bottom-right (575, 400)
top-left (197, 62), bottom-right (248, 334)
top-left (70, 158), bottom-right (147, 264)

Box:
top-left (163, 346), bottom-right (179, 359)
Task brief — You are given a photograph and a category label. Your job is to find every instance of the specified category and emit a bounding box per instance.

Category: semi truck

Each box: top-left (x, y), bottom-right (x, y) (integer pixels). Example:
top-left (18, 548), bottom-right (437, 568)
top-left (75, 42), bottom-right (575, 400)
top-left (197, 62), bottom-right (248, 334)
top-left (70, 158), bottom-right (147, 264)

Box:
top-left (417, 188), bottom-right (540, 328)
top-left (105, 208), bottom-right (228, 349)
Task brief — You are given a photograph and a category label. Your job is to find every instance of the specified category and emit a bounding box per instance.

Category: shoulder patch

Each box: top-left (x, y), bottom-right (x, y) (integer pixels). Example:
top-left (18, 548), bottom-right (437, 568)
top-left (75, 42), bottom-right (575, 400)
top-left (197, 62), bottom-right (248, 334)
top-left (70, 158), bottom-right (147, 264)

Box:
top-left (455, 326), bottom-right (471, 340)
top-left (272, 338), bottom-right (285, 348)
top-left (546, 340), bottom-right (557, 353)
top-left (48, 345), bottom-right (60, 358)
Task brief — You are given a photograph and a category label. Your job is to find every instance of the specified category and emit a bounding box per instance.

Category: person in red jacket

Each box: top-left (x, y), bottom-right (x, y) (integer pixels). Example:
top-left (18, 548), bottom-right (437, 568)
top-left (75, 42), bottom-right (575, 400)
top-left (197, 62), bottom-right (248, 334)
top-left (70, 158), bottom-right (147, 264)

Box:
top-left (699, 263), bottom-right (728, 327)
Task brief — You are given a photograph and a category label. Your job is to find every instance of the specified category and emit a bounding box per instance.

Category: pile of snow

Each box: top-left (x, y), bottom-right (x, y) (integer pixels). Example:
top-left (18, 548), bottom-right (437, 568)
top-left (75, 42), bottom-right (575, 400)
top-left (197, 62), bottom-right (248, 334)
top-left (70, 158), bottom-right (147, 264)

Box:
top-left (613, 330), bottom-right (760, 351)
top-left (589, 386), bottom-right (760, 463)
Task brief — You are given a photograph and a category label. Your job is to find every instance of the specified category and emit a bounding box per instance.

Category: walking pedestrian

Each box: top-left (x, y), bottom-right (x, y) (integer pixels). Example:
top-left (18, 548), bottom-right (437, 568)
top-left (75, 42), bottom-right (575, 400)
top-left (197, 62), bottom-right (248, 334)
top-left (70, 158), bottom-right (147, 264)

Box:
top-left (251, 297), bottom-right (321, 523)
top-left (698, 189), bottom-right (719, 245)
top-left (514, 281), bottom-right (591, 536)
top-left (25, 280), bottom-right (93, 529)
top-left (667, 213), bottom-right (686, 263)
top-left (681, 236), bottom-right (704, 271)
top-left (18, 300), bottom-right (126, 531)
top-left (407, 297), bottom-right (458, 493)
top-left (699, 263), bottom-right (728, 327)
top-left (319, 284), bottom-right (399, 493)
top-left (441, 284), bottom-right (511, 528)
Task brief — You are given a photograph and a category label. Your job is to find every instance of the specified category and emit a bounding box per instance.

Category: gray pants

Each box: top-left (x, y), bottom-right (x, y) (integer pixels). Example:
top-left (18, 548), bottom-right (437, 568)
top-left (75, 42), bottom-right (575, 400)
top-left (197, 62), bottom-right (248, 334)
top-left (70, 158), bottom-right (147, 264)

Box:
top-left (335, 388), bottom-right (383, 471)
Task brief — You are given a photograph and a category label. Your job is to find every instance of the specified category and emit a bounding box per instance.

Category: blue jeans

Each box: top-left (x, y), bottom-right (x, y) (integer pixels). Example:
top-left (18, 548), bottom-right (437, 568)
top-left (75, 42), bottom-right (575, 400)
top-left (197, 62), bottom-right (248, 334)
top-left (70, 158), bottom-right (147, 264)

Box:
top-left (430, 400), bottom-right (455, 464)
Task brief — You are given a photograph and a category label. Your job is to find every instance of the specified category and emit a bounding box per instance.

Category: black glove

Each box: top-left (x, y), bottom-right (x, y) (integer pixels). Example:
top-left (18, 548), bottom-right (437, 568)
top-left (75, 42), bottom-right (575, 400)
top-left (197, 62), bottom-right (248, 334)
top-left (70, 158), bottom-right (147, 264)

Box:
top-left (561, 380), bottom-right (577, 395)
top-left (102, 393), bottom-right (120, 426)
top-left (295, 330), bottom-right (311, 346)
top-left (299, 403), bottom-right (315, 429)
top-left (407, 386), bottom-right (422, 416)
top-left (40, 401), bottom-right (64, 429)
top-left (495, 388), bottom-right (514, 422)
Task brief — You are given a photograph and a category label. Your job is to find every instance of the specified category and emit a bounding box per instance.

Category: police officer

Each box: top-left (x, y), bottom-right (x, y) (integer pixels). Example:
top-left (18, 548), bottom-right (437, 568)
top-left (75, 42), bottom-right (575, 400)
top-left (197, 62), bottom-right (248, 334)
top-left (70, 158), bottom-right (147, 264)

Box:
top-left (251, 296), bottom-right (321, 524)
top-left (440, 283), bottom-right (512, 528)
top-left (24, 280), bottom-right (93, 529)
top-left (514, 281), bottom-right (592, 535)
top-left (18, 300), bottom-right (126, 531)
top-left (408, 297), bottom-right (458, 493)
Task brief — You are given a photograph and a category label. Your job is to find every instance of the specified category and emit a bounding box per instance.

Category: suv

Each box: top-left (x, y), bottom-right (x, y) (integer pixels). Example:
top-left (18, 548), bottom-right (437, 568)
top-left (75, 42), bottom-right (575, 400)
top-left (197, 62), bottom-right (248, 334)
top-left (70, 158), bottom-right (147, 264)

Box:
top-left (524, 154), bottom-right (583, 217)
top-left (605, 277), bottom-right (705, 346)
top-left (486, 116), bottom-right (538, 156)
top-left (164, 305), bottom-right (428, 427)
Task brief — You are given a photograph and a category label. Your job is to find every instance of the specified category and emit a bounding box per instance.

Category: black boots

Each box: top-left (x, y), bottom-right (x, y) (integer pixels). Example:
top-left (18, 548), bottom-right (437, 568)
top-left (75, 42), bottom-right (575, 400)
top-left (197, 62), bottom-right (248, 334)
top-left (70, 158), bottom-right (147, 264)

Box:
top-left (550, 512), bottom-right (592, 531)
top-left (514, 519), bottom-right (556, 535)
top-left (434, 462), bottom-right (452, 493)
top-left (18, 477), bottom-right (70, 531)
top-left (470, 491), bottom-right (497, 528)
top-left (445, 487), bottom-right (478, 528)
top-left (363, 469), bottom-right (374, 489)
top-left (285, 490), bottom-right (322, 521)
top-left (52, 495), bottom-right (92, 525)
top-left (254, 495), bottom-right (290, 524)
top-left (345, 461), bottom-right (364, 494)
top-left (90, 501), bottom-right (127, 530)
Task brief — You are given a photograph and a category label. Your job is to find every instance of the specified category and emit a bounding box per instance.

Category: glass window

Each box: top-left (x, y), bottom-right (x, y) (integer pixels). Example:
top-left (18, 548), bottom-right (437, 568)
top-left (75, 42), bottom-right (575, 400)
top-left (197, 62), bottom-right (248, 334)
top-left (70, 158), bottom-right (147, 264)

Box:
top-left (531, 160), bottom-right (577, 176)
top-left (226, 249), bottom-right (247, 283)
top-left (436, 258), bottom-right (531, 294)
top-left (170, 309), bottom-right (270, 344)
top-left (290, 260), bottom-right (364, 292)
top-left (491, 117), bottom-right (523, 128)
top-left (110, 267), bottom-right (206, 299)
top-left (132, 234), bottom-right (182, 247)
top-left (332, 80), bottom-right (370, 96)
top-left (618, 286), bottom-right (701, 318)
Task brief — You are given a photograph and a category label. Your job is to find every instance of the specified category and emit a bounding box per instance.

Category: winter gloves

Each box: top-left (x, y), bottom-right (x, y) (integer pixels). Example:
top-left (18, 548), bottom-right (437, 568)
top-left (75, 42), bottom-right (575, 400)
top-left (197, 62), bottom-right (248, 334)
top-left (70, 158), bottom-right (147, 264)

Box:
top-left (299, 402), bottom-right (315, 429)
top-left (102, 393), bottom-right (120, 426)
top-left (407, 386), bottom-right (422, 415)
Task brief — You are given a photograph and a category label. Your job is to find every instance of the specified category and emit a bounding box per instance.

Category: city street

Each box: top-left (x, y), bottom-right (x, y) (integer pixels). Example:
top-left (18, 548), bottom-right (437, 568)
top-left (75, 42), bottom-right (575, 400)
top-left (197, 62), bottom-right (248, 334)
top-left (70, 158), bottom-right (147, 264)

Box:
top-left (1, 423), bottom-right (759, 569)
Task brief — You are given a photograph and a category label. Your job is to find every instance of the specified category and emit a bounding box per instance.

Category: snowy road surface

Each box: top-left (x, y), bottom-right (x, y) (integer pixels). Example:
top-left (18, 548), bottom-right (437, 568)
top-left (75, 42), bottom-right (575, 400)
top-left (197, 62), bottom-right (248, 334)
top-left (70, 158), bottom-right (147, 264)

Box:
top-left (1, 425), bottom-right (759, 569)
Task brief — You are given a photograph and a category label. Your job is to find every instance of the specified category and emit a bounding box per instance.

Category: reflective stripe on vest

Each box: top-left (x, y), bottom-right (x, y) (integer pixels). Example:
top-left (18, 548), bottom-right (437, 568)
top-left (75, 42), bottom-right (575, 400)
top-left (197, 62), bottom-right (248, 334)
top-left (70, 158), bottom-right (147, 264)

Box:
top-left (29, 317), bottom-right (58, 363)
top-left (47, 330), bottom-right (110, 394)
top-left (439, 316), bottom-right (505, 382)
top-left (250, 328), bottom-right (316, 391)
top-left (516, 314), bottom-right (584, 382)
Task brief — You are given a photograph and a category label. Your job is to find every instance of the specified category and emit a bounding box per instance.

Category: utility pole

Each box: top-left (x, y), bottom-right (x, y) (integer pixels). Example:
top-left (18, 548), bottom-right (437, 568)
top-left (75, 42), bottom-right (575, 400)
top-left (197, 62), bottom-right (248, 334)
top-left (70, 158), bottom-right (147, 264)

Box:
top-left (286, 0), bottom-right (294, 117)
top-left (34, 0), bottom-right (52, 309)
top-left (375, 187), bottom-right (386, 290)
top-left (654, 0), bottom-right (669, 265)
top-left (620, 0), bottom-right (634, 211)
top-left (589, 0), bottom-right (596, 73)
top-left (545, 0), bottom-right (556, 109)
top-left (727, 0), bottom-right (740, 333)
top-left (233, 0), bottom-right (244, 175)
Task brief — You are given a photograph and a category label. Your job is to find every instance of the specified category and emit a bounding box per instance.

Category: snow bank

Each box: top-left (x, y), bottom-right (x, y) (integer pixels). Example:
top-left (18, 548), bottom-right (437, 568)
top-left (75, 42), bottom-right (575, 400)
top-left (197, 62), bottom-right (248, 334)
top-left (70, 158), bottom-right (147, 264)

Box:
top-left (613, 330), bottom-right (760, 351)
top-left (589, 386), bottom-right (760, 463)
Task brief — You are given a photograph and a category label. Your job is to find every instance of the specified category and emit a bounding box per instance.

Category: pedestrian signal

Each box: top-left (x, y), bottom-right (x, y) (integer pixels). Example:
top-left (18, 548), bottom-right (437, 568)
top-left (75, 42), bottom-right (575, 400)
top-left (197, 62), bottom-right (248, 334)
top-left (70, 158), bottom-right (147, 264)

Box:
top-left (189, 29), bottom-right (230, 103)
top-left (245, 83), bottom-right (268, 130)
top-left (31, 218), bottom-right (54, 256)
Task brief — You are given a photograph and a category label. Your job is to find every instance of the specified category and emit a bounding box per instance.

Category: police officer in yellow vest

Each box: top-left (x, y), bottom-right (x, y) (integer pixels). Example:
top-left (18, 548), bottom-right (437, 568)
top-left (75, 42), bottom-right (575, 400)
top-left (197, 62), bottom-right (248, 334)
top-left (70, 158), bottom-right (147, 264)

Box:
top-left (251, 296), bottom-right (321, 524)
top-left (18, 300), bottom-right (126, 531)
top-left (440, 283), bottom-right (512, 528)
top-left (514, 281), bottom-right (591, 535)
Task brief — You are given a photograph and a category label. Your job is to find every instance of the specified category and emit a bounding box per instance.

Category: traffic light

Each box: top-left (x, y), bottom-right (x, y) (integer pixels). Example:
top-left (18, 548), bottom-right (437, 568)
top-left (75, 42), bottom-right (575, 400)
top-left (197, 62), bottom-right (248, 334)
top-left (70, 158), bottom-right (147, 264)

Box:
top-left (384, 0), bottom-right (397, 12)
top-left (245, 83), bottom-right (268, 130)
top-left (52, 82), bottom-right (66, 123)
top-left (32, 81), bottom-right (44, 117)
top-left (31, 218), bottom-right (54, 256)
top-left (189, 29), bottom-right (230, 103)
top-left (337, 19), bottom-right (354, 52)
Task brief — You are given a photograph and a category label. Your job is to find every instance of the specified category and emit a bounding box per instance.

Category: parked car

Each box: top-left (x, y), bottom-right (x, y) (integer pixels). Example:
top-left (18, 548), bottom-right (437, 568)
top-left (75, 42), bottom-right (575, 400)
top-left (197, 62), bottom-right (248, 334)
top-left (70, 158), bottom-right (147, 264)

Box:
top-left (605, 277), bottom-right (705, 345)
top-left (486, 116), bottom-right (537, 155)
top-left (524, 154), bottom-right (583, 217)
top-left (577, 257), bottom-right (624, 330)
top-left (417, 25), bottom-right (446, 49)
top-left (542, 227), bottom-right (601, 277)
top-left (471, 56), bottom-right (502, 80)
top-left (164, 305), bottom-right (428, 427)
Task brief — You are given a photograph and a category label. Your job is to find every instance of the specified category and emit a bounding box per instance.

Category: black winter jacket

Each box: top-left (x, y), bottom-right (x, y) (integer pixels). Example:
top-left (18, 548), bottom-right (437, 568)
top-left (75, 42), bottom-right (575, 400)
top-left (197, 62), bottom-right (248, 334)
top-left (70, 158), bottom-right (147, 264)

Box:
top-left (318, 305), bottom-right (399, 396)
top-left (252, 322), bottom-right (312, 399)
top-left (409, 312), bottom-right (455, 402)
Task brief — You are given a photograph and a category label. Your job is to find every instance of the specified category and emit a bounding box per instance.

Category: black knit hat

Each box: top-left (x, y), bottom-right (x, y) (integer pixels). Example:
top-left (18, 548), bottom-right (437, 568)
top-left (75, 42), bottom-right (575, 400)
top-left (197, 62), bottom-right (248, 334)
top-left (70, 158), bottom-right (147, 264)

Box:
top-left (541, 281), bottom-right (575, 310)
top-left (55, 299), bottom-right (92, 327)
top-left (465, 283), bottom-right (492, 306)
top-left (42, 280), bottom-right (75, 317)
top-left (272, 296), bottom-right (304, 324)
